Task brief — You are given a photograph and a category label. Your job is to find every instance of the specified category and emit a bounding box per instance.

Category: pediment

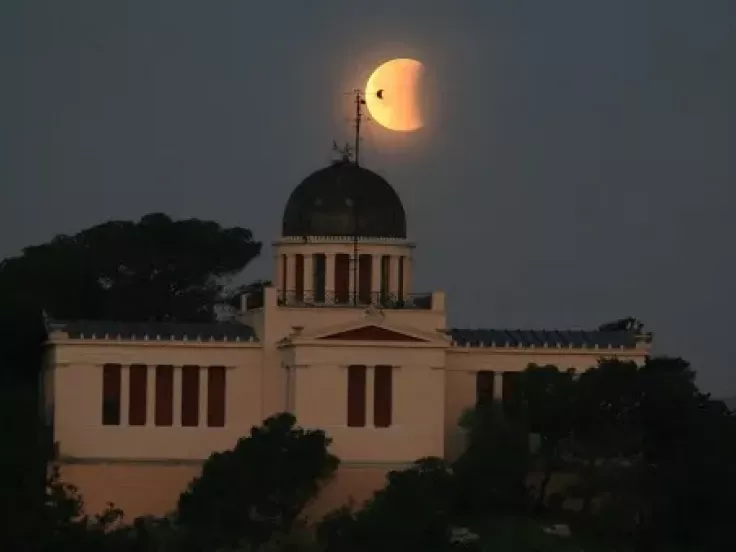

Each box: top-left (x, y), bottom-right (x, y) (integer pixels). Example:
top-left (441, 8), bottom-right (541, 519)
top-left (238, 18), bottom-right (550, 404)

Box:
top-left (278, 316), bottom-right (449, 348)
top-left (318, 325), bottom-right (426, 342)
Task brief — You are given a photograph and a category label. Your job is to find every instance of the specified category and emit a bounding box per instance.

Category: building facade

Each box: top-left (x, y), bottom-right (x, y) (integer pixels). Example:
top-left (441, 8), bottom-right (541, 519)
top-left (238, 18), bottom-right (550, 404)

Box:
top-left (43, 159), bottom-right (652, 520)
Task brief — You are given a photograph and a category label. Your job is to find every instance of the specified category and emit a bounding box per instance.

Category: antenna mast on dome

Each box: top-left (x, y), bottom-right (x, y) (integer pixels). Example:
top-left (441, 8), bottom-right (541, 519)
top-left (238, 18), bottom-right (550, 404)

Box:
top-left (346, 87), bottom-right (382, 166)
top-left (352, 89), bottom-right (367, 166)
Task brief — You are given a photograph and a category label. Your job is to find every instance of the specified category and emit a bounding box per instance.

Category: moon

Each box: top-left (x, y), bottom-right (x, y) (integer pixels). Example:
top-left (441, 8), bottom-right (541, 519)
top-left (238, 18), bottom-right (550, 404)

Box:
top-left (365, 58), bottom-right (424, 132)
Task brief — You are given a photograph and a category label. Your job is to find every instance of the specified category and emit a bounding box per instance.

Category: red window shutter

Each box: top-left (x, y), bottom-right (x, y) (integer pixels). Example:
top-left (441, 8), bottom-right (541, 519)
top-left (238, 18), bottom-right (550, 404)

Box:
top-left (313, 254), bottom-right (326, 302)
top-left (207, 366), bottom-right (226, 427)
top-left (295, 254), bottom-right (304, 301)
top-left (347, 365), bottom-right (366, 427)
top-left (374, 365), bottom-right (393, 428)
top-left (128, 364), bottom-right (147, 426)
top-left (335, 254), bottom-right (351, 303)
top-left (476, 371), bottom-right (495, 405)
top-left (102, 364), bottom-right (121, 426)
top-left (181, 365), bottom-right (200, 427)
top-left (358, 254), bottom-right (372, 304)
top-left (380, 256), bottom-right (390, 300)
top-left (398, 257), bottom-right (405, 300)
top-left (155, 365), bottom-right (174, 426)
top-left (502, 371), bottom-right (522, 418)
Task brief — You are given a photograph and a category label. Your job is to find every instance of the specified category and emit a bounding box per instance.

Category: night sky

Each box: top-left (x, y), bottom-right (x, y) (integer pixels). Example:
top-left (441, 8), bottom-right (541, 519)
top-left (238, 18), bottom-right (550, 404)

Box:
top-left (1, 1), bottom-right (733, 394)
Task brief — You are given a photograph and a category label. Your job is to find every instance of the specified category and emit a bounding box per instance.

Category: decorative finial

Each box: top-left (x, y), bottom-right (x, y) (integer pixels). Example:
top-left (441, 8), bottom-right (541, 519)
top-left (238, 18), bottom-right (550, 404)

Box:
top-left (331, 140), bottom-right (354, 163)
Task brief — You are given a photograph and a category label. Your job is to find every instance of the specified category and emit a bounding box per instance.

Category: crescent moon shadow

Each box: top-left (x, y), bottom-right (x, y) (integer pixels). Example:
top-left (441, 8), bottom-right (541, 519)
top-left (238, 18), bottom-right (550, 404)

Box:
top-left (365, 59), bottom-right (423, 132)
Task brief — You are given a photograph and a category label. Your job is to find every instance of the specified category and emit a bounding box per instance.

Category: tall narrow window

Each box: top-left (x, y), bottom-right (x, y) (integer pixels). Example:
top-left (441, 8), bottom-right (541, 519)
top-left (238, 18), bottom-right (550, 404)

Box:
top-left (358, 254), bottom-right (372, 304)
top-left (294, 254), bottom-right (304, 302)
top-left (334, 254), bottom-right (351, 304)
top-left (374, 365), bottom-right (393, 428)
top-left (207, 366), bottom-right (226, 427)
top-left (313, 254), bottom-right (326, 303)
top-left (181, 365), bottom-right (200, 427)
top-left (502, 371), bottom-right (522, 419)
top-left (155, 365), bottom-right (174, 426)
top-left (398, 257), bottom-right (405, 300)
top-left (476, 371), bottom-right (495, 406)
top-left (128, 364), bottom-right (147, 426)
top-left (347, 365), bottom-right (366, 427)
top-left (380, 255), bottom-right (391, 302)
top-left (281, 254), bottom-right (287, 293)
top-left (102, 364), bottom-right (121, 426)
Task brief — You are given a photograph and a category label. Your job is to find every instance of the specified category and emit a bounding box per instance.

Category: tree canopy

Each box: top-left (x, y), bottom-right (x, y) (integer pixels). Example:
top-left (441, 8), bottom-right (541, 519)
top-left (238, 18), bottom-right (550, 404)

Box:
top-left (0, 213), bottom-right (262, 326)
top-left (177, 413), bottom-right (339, 550)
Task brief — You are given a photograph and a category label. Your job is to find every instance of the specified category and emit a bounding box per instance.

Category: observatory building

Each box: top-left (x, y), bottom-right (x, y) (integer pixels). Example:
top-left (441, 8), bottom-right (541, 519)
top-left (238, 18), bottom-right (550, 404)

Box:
top-left (43, 157), bottom-right (652, 519)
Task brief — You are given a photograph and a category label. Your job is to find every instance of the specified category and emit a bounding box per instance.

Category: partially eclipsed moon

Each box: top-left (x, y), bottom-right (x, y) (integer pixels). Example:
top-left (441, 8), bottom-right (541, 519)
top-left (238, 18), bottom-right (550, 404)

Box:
top-left (365, 58), bottom-right (424, 132)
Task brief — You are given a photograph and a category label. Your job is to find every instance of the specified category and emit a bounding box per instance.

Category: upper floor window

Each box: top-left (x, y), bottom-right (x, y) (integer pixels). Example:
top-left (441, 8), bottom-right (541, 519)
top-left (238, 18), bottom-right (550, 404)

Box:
top-left (102, 364), bottom-right (121, 426)
top-left (374, 365), bottom-right (393, 427)
top-left (476, 371), bottom-right (495, 406)
top-left (98, 364), bottom-right (228, 428)
top-left (294, 254), bottom-right (305, 302)
top-left (128, 364), bottom-right (147, 426)
top-left (347, 365), bottom-right (367, 427)
top-left (335, 254), bottom-right (351, 304)
top-left (358, 254), bottom-right (372, 304)
top-left (181, 365), bottom-right (200, 427)
top-left (398, 257), bottom-right (405, 300)
top-left (502, 371), bottom-right (523, 419)
top-left (380, 255), bottom-right (390, 300)
top-left (207, 366), bottom-right (226, 427)
top-left (155, 365), bottom-right (174, 426)
top-left (313, 254), bottom-right (326, 302)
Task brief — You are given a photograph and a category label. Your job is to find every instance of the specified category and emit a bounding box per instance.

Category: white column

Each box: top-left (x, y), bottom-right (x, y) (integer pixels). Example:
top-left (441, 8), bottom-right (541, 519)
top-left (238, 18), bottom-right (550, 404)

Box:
top-left (402, 256), bottom-right (412, 295)
top-left (286, 255), bottom-right (296, 291)
top-left (146, 365), bottom-right (156, 426)
top-left (303, 254), bottom-right (314, 300)
top-left (198, 366), bottom-right (207, 427)
top-left (371, 254), bottom-right (381, 294)
top-left (173, 365), bottom-right (182, 427)
top-left (288, 366), bottom-right (297, 413)
top-left (325, 254), bottom-right (335, 296)
top-left (366, 366), bottom-right (375, 427)
top-left (284, 365), bottom-right (292, 412)
top-left (389, 255), bottom-right (401, 296)
top-left (275, 253), bottom-right (284, 292)
top-left (120, 365), bottom-right (130, 426)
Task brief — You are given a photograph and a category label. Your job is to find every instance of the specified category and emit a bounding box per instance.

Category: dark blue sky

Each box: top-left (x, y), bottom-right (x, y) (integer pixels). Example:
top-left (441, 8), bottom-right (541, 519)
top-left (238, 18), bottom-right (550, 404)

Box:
top-left (1, 1), bottom-right (733, 394)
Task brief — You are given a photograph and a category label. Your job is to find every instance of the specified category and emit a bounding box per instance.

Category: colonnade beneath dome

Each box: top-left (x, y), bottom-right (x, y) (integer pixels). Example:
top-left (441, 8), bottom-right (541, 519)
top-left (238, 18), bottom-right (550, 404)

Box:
top-left (275, 251), bottom-right (412, 306)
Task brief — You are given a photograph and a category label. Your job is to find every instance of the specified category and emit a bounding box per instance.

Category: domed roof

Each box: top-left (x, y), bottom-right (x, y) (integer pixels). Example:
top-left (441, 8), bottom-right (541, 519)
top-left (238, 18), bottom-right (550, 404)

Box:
top-left (282, 161), bottom-right (406, 238)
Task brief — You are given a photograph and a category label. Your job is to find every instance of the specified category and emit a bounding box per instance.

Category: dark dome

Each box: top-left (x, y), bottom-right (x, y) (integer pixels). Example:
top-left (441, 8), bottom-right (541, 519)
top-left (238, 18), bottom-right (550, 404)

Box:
top-left (282, 161), bottom-right (406, 238)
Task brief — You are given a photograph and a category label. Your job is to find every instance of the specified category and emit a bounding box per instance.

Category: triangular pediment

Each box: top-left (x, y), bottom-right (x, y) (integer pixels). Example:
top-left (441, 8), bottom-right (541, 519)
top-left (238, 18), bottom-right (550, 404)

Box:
top-left (277, 316), bottom-right (450, 348)
top-left (318, 325), bottom-right (426, 342)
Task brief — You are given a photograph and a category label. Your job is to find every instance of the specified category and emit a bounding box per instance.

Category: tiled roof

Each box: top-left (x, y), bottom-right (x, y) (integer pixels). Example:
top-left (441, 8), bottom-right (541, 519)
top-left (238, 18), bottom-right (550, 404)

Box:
top-left (48, 320), bottom-right (258, 343)
top-left (449, 328), bottom-right (643, 349)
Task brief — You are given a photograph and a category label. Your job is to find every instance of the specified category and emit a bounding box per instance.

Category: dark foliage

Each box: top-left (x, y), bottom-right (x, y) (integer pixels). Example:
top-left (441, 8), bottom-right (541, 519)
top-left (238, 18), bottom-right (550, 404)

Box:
top-left (177, 412), bottom-right (339, 550)
top-left (517, 364), bottom-right (576, 507)
top-left (318, 458), bottom-right (479, 552)
top-left (454, 404), bottom-right (532, 516)
top-left (0, 212), bottom-right (262, 327)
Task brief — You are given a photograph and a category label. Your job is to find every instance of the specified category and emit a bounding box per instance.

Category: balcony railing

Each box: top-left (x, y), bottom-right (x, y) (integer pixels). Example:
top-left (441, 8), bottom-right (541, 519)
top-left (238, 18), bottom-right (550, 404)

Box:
top-left (277, 290), bottom-right (433, 310)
